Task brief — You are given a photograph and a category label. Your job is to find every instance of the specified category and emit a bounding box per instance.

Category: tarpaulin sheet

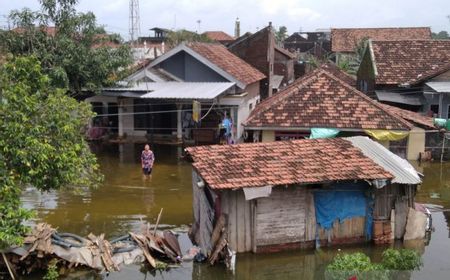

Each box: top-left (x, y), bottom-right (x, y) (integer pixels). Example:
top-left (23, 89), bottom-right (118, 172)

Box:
top-left (314, 182), bottom-right (373, 239)
top-left (309, 128), bottom-right (340, 139)
top-left (364, 129), bottom-right (409, 141)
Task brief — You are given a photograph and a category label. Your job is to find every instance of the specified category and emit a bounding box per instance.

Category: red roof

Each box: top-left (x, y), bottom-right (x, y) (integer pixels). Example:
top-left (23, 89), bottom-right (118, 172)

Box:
top-left (331, 27), bottom-right (431, 52)
top-left (371, 39), bottom-right (450, 85)
top-left (245, 68), bottom-right (411, 130)
top-left (378, 103), bottom-right (435, 129)
top-left (319, 63), bottom-right (356, 86)
top-left (188, 42), bottom-right (265, 86)
top-left (186, 138), bottom-right (393, 189)
top-left (203, 31), bottom-right (235, 42)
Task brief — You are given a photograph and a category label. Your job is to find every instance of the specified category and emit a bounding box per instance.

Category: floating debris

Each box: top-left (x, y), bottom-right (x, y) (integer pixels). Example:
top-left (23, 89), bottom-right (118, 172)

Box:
top-left (0, 209), bottom-right (194, 277)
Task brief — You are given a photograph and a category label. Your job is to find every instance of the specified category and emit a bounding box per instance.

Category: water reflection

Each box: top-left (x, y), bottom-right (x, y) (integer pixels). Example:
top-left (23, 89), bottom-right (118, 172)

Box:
top-left (21, 143), bottom-right (193, 238)
top-left (20, 145), bottom-right (450, 280)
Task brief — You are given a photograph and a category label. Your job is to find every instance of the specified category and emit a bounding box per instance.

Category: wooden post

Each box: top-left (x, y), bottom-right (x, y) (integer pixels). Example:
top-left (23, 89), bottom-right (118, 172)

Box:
top-left (176, 104), bottom-right (183, 141)
top-left (441, 133), bottom-right (446, 163)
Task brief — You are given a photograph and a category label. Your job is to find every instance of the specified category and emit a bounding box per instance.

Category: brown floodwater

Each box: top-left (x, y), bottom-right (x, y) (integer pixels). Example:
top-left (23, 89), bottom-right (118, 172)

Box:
top-left (20, 143), bottom-right (450, 280)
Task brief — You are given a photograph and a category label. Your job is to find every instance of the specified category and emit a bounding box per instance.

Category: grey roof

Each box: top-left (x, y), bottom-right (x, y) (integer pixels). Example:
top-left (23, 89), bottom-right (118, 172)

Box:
top-left (426, 82), bottom-right (450, 93)
top-left (375, 91), bottom-right (423, 106)
top-left (271, 75), bottom-right (284, 90)
top-left (102, 82), bottom-right (235, 100)
top-left (346, 136), bottom-right (422, 185)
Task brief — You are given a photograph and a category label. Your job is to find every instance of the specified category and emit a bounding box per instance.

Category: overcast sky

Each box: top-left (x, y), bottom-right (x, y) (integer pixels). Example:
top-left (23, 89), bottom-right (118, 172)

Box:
top-left (1, 0), bottom-right (449, 39)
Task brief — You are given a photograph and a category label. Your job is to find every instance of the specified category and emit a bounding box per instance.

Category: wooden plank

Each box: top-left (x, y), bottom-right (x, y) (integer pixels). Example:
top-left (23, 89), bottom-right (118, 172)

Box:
top-left (236, 190), bottom-right (246, 252)
top-left (255, 186), bottom-right (306, 246)
top-left (305, 190), bottom-right (316, 241)
top-left (228, 190), bottom-right (237, 251)
top-left (244, 192), bottom-right (252, 251)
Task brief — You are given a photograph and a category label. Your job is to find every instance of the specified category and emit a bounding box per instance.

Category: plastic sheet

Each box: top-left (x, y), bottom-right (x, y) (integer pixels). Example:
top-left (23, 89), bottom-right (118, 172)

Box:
top-left (309, 128), bottom-right (340, 139)
top-left (314, 182), bottom-right (373, 239)
top-left (364, 129), bottom-right (409, 141)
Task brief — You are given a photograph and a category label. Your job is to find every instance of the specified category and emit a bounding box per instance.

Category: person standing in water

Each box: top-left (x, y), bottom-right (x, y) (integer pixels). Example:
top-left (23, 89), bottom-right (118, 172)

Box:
top-left (141, 144), bottom-right (155, 177)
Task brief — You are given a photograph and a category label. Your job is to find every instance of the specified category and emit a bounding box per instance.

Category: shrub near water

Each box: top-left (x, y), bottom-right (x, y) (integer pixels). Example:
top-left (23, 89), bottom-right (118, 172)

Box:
top-left (326, 253), bottom-right (387, 280)
top-left (381, 249), bottom-right (422, 270)
top-left (326, 249), bottom-right (422, 280)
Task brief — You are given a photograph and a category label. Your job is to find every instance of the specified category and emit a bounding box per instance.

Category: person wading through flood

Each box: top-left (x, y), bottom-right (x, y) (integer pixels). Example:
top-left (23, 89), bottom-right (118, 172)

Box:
top-left (141, 144), bottom-right (155, 179)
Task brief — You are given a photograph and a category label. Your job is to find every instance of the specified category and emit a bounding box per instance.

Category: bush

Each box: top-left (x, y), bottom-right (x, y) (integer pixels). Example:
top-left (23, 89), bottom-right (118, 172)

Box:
top-left (326, 253), bottom-right (388, 280)
top-left (326, 249), bottom-right (422, 280)
top-left (381, 249), bottom-right (422, 270)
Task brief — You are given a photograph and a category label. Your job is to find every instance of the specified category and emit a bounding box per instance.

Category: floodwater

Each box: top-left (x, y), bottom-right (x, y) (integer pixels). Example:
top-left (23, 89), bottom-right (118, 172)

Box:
top-left (20, 144), bottom-right (450, 280)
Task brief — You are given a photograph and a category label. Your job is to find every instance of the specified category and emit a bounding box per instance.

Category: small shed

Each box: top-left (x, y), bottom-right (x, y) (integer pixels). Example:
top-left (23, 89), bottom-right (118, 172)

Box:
top-left (186, 137), bottom-right (421, 254)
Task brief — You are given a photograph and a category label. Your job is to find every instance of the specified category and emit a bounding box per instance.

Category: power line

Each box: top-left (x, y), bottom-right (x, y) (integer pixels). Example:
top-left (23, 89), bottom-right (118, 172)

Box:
top-left (95, 106), bottom-right (236, 117)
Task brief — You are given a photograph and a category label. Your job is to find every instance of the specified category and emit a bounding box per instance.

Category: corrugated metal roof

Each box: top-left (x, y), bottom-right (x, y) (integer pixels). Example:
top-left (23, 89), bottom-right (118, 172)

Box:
top-left (375, 91), bottom-right (423, 106)
top-left (346, 136), bottom-right (421, 185)
top-left (102, 82), bottom-right (235, 100)
top-left (426, 82), bottom-right (450, 93)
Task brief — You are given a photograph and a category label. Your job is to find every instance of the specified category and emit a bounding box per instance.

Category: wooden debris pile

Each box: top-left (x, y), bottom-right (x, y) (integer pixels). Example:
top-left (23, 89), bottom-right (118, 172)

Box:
top-left (1, 210), bottom-right (186, 277)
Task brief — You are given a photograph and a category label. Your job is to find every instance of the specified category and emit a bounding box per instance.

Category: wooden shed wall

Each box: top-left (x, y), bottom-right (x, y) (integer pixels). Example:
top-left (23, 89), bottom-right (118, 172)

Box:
top-left (192, 170), bottom-right (215, 255)
top-left (255, 186), bottom-right (306, 247)
top-left (220, 185), bottom-right (373, 253)
top-left (374, 184), bottom-right (416, 220)
top-left (220, 189), bottom-right (253, 253)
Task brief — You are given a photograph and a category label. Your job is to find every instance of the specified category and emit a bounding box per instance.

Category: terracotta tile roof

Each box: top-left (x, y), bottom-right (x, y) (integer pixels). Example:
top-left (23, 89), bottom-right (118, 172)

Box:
top-left (186, 138), bottom-right (393, 189)
top-left (188, 42), bottom-right (266, 86)
top-left (245, 68), bottom-right (411, 130)
top-left (371, 40), bottom-right (450, 85)
top-left (203, 31), bottom-right (235, 42)
top-left (331, 27), bottom-right (431, 52)
top-left (319, 63), bottom-right (356, 86)
top-left (378, 103), bottom-right (435, 129)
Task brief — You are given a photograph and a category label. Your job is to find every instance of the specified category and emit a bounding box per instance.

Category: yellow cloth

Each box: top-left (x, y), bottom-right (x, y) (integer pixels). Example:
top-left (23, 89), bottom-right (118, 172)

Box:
top-left (364, 130), bottom-right (409, 141)
top-left (192, 101), bottom-right (201, 122)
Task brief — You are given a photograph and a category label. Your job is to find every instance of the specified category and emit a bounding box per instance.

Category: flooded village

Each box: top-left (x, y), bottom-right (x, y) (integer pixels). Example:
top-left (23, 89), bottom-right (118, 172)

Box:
top-left (1, 0), bottom-right (450, 279)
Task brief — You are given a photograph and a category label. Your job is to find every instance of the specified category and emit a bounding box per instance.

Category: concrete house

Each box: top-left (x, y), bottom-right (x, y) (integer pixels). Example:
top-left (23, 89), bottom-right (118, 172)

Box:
top-left (186, 137), bottom-right (421, 254)
top-left (331, 27), bottom-right (431, 65)
top-left (357, 39), bottom-right (450, 119)
top-left (85, 42), bottom-right (265, 144)
top-left (228, 23), bottom-right (295, 98)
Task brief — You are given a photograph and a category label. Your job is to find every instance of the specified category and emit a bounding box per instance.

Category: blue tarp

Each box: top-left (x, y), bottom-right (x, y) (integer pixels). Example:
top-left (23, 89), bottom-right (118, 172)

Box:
top-left (314, 182), bottom-right (373, 239)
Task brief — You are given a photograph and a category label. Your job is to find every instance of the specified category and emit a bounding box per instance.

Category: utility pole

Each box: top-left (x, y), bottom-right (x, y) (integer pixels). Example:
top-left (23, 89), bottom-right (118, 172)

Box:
top-left (129, 0), bottom-right (141, 45)
top-left (196, 19), bottom-right (201, 34)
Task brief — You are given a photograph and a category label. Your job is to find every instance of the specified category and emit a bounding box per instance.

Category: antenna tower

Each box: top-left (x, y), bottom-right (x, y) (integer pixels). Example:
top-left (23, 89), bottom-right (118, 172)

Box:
top-left (129, 0), bottom-right (141, 44)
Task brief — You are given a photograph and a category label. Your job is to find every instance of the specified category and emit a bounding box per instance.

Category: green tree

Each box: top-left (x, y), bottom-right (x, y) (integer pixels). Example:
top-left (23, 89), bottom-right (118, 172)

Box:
top-left (431, 31), bottom-right (450, 39)
top-left (0, 0), bottom-right (132, 95)
top-left (336, 37), bottom-right (368, 76)
top-left (165, 29), bottom-right (212, 47)
top-left (0, 56), bottom-right (102, 248)
top-left (275, 26), bottom-right (288, 43)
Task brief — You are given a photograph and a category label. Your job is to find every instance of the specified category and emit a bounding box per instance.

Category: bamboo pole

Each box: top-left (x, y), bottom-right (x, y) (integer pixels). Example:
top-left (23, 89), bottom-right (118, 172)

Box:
top-left (153, 208), bottom-right (163, 236)
top-left (2, 252), bottom-right (16, 280)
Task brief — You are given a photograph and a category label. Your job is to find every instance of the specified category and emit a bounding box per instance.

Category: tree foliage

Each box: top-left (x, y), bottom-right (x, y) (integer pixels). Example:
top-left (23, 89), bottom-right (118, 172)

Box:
top-left (431, 30), bottom-right (450, 39)
top-left (275, 26), bottom-right (288, 43)
top-left (165, 29), bottom-right (212, 47)
top-left (326, 249), bottom-right (422, 280)
top-left (0, 56), bottom-right (102, 248)
top-left (0, 0), bottom-right (132, 95)
top-left (336, 37), bottom-right (368, 76)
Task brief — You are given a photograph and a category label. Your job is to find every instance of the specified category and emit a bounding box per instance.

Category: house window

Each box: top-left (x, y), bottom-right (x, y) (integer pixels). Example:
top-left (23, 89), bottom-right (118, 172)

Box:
top-left (249, 102), bottom-right (253, 111)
